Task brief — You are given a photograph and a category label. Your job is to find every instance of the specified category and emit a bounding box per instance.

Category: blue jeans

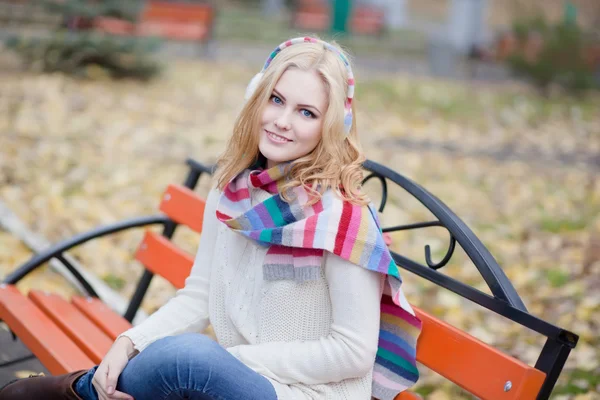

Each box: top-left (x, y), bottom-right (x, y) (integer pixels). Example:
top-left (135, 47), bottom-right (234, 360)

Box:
top-left (74, 333), bottom-right (278, 400)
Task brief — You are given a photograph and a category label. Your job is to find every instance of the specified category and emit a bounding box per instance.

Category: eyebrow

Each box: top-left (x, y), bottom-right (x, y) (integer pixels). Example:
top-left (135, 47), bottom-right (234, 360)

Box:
top-left (273, 89), bottom-right (322, 115)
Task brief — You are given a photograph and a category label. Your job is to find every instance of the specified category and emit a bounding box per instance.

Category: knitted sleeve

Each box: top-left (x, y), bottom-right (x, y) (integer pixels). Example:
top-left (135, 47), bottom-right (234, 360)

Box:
top-left (227, 252), bottom-right (384, 385)
top-left (117, 188), bottom-right (220, 352)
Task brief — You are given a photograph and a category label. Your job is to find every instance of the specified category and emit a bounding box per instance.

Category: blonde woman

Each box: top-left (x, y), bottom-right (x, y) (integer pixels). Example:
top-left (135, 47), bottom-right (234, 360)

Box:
top-left (1, 37), bottom-right (421, 400)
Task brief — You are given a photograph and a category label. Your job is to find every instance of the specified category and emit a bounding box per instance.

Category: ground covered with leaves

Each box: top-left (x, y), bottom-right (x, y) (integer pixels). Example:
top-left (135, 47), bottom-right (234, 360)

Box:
top-left (0, 60), bottom-right (599, 399)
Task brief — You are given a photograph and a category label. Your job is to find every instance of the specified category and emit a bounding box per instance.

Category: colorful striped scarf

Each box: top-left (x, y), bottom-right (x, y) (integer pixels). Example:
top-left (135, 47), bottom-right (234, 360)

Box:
top-left (216, 164), bottom-right (422, 400)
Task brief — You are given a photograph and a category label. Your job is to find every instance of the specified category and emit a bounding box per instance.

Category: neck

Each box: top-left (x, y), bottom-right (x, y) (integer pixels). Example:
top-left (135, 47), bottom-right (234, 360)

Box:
top-left (266, 159), bottom-right (278, 169)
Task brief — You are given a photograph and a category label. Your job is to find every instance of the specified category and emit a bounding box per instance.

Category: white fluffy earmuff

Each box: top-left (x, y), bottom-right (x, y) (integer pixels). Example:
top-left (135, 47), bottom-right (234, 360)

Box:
top-left (245, 72), bottom-right (264, 101)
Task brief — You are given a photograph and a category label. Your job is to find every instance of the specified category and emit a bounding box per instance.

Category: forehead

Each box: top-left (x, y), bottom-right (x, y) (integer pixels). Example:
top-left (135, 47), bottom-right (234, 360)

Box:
top-left (275, 68), bottom-right (328, 108)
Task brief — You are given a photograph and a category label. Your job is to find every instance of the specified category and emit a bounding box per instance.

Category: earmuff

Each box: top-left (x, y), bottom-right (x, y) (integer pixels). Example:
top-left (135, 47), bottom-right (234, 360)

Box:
top-left (244, 37), bottom-right (355, 136)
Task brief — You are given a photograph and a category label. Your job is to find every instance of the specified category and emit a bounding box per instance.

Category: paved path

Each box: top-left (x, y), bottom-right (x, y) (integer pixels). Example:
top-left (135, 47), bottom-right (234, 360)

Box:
top-left (161, 40), bottom-right (512, 82)
top-left (0, 328), bottom-right (49, 387)
top-left (0, 26), bottom-right (513, 83)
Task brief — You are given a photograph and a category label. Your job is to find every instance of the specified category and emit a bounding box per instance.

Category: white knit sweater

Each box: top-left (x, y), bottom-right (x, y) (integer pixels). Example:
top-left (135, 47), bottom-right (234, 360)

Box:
top-left (120, 187), bottom-right (384, 400)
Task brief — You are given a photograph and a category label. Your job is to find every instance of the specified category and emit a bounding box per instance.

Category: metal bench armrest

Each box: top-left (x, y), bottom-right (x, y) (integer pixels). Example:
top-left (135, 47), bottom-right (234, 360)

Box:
top-left (2, 215), bottom-right (170, 293)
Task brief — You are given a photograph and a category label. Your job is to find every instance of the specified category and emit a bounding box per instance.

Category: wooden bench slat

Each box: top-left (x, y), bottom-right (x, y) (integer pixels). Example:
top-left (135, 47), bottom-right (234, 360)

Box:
top-left (135, 230), bottom-right (194, 288)
top-left (29, 290), bottom-right (113, 365)
top-left (159, 184), bottom-right (206, 233)
top-left (413, 307), bottom-right (546, 400)
top-left (394, 392), bottom-right (422, 400)
top-left (0, 285), bottom-right (95, 374)
top-left (72, 296), bottom-right (133, 341)
top-left (143, 1), bottom-right (214, 23)
top-left (137, 21), bottom-right (208, 40)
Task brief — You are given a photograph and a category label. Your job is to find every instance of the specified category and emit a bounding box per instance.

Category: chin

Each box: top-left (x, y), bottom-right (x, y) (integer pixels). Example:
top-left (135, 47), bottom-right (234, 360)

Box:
top-left (263, 153), bottom-right (292, 165)
top-left (259, 145), bottom-right (291, 165)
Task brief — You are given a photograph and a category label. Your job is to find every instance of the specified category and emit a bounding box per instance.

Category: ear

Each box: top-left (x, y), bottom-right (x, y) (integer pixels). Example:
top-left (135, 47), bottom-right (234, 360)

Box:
top-left (245, 72), bottom-right (264, 101)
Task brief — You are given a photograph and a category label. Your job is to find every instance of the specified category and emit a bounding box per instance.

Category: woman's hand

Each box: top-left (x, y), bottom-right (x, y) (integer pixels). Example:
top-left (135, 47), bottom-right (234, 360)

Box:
top-left (92, 336), bottom-right (137, 400)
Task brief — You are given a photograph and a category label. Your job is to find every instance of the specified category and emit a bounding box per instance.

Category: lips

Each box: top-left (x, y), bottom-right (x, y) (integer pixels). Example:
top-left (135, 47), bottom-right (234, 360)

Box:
top-left (265, 129), bottom-right (292, 143)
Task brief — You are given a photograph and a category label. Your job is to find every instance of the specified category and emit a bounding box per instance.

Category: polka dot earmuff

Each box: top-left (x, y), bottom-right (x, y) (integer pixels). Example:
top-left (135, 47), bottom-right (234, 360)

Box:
top-left (244, 37), bottom-right (355, 136)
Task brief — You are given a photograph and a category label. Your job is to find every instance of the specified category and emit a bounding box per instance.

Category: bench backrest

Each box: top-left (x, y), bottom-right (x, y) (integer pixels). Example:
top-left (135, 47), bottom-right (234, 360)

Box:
top-left (142, 1), bottom-right (214, 24)
top-left (135, 183), bottom-right (547, 400)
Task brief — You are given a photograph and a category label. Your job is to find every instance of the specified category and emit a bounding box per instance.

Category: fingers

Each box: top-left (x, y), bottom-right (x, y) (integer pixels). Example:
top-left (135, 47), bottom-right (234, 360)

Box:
top-left (107, 390), bottom-right (134, 400)
top-left (93, 371), bottom-right (133, 400)
top-left (106, 365), bottom-right (119, 396)
top-left (93, 345), bottom-right (133, 400)
top-left (92, 366), bottom-right (107, 398)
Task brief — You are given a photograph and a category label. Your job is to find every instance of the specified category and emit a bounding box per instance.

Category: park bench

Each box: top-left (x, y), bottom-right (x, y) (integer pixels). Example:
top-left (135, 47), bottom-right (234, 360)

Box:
top-left (93, 1), bottom-right (215, 54)
top-left (292, 0), bottom-right (385, 36)
top-left (0, 158), bottom-right (579, 399)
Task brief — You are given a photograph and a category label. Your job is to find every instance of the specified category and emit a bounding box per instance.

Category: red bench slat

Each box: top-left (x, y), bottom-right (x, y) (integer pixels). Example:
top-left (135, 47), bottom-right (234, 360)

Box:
top-left (142, 2), bottom-right (213, 23)
top-left (0, 285), bottom-right (95, 374)
top-left (412, 307), bottom-right (546, 400)
top-left (72, 296), bottom-right (133, 341)
top-left (159, 184), bottom-right (206, 233)
top-left (29, 290), bottom-right (113, 364)
top-left (137, 22), bottom-right (207, 40)
top-left (135, 231), bottom-right (194, 289)
top-left (395, 392), bottom-right (422, 400)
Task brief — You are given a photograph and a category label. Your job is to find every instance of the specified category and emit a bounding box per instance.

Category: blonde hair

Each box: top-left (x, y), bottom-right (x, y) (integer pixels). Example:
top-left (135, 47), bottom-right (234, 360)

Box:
top-left (215, 39), bottom-right (368, 206)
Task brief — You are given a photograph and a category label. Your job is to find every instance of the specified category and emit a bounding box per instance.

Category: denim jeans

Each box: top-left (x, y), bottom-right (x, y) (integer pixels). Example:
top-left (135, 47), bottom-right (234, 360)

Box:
top-left (74, 333), bottom-right (278, 400)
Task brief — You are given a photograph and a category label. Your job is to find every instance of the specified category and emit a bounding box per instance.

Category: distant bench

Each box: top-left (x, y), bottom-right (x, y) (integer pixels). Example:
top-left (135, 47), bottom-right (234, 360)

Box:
top-left (292, 0), bottom-right (385, 36)
top-left (94, 1), bottom-right (215, 54)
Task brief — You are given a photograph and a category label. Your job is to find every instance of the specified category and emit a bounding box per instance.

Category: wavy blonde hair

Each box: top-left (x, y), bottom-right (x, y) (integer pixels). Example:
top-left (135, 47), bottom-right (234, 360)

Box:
top-left (215, 39), bottom-right (368, 206)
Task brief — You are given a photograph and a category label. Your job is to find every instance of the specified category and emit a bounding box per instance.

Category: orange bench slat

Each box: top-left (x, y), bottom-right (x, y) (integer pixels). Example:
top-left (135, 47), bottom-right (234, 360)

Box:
top-left (29, 290), bottom-right (113, 365)
top-left (72, 296), bottom-right (133, 341)
top-left (0, 285), bottom-right (95, 375)
top-left (159, 184), bottom-right (206, 233)
top-left (413, 307), bottom-right (546, 400)
top-left (394, 392), bottom-right (422, 400)
top-left (143, 2), bottom-right (214, 23)
top-left (135, 230), bottom-right (194, 289)
top-left (137, 22), bottom-right (208, 40)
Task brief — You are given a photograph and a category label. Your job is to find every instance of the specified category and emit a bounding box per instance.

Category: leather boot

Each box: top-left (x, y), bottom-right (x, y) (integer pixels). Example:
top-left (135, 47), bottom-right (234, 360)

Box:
top-left (0, 370), bottom-right (87, 400)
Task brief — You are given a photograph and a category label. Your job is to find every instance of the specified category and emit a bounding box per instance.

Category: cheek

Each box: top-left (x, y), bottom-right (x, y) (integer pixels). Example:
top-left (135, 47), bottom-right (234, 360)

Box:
top-left (296, 119), bottom-right (323, 146)
top-left (262, 104), bottom-right (278, 124)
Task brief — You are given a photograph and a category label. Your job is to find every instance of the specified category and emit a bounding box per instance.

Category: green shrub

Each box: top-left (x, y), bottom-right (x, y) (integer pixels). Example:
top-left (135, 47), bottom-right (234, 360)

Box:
top-left (42, 0), bottom-right (143, 23)
top-left (506, 15), bottom-right (598, 95)
top-left (4, 0), bottom-right (162, 80)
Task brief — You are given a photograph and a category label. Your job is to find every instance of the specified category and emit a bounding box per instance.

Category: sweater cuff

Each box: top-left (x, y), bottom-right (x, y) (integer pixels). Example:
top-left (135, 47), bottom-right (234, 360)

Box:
top-left (117, 327), bottom-right (153, 353)
top-left (226, 345), bottom-right (241, 359)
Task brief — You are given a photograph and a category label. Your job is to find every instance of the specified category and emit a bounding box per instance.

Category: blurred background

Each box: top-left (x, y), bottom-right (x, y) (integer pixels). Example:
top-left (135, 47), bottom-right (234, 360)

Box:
top-left (0, 0), bottom-right (599, 398)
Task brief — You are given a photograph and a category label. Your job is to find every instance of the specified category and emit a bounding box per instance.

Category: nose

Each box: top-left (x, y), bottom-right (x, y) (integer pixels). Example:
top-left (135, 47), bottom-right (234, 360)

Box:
top-left (274, 112), bottom-right (291, 131)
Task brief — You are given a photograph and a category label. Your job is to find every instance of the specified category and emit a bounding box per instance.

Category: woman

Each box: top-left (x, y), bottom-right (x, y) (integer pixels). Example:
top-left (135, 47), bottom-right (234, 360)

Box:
top-left (1, 37), bottom-right (421, 400)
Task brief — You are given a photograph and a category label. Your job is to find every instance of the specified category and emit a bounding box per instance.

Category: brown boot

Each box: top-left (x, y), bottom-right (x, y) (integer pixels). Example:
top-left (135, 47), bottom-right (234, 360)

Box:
top-left (0, 370), bottom-right (87, 400)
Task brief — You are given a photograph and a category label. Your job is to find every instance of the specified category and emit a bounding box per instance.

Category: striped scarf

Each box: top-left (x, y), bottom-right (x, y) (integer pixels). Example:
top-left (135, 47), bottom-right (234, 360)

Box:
top-left (216, 164), bottom-right (421, 400)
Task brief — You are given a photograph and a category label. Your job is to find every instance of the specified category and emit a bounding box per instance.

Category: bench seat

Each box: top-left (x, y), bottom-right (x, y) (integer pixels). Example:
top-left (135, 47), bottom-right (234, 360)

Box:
top-left (0, 282), bottom-right (546, 399)
top-left (28, 290), bottom-right (114, 364)
top-left (72, 295), bottom-right (133, 341)
top-left (0, 285), bottom-right (95, 375)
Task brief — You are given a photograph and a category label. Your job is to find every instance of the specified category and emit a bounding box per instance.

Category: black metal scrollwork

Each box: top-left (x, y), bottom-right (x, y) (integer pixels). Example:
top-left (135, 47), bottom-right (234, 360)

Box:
top-left (425, 235), bottom-right (456, 270)
top-left (362, 172), bottom-right (387, 212)
top-left (363, 172), bottom-right (456, 270)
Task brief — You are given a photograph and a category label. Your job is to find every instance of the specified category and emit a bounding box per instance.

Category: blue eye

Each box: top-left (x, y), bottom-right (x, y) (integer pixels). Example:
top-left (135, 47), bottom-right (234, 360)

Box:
top-left (301, 109), bottom-right (315, 118)
top-left (271, 95), bottom-right (283, 105)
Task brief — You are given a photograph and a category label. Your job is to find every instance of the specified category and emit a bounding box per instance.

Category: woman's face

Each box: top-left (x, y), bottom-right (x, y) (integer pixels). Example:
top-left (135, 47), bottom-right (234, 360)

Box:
top-left (259, 68), bottom-right (328, 169)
